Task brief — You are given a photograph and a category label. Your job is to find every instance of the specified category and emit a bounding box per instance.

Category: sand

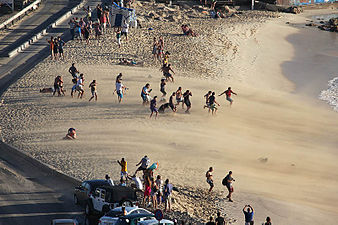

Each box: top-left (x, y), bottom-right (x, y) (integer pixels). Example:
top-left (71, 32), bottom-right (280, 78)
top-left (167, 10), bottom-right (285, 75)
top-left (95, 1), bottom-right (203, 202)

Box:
top-left (0, 4), bottom-right (338, 225)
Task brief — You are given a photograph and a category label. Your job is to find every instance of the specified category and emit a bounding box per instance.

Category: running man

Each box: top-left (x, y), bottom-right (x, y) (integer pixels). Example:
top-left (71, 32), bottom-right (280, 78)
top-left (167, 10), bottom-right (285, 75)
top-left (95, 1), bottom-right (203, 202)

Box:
top-left (183, 90), bottom-right (192, 113)
top-left (134, 155), bottom-right (150, 176)
top-left (160, 64), bottom-right (175, 82)
top-left (76, 74), bottom-right (85, 99)
top-left (175, 87), bottom-right (183, 108)
top-left (169, 92), bottom-right (177, 112)
top-left (206, 167), bottom-right (214, 193)
top-left (203, 91), bottom-right (212, 109)
top-left (69, 63), bottom-right (79, 78)
top-left (89, 80), bottom-right (97, 101)
top-left (243, 205), bottom-right (254, 225)
top-left (150, 96), bottom-right (158, 119)
top-left (117, 158), bottom-right (128, 179)
top-left (115, 79), bottom-right (127, 103)
top-left (208, 92), bottom-right (220, 115)
top-left (141, 83), bottom-right (152, 105)
top-left (219, 87), bottom-right (237, 106)
top-left (224, 171), bottom-right (235, 202)
top-left (160, 78), bottom-right (166, 97)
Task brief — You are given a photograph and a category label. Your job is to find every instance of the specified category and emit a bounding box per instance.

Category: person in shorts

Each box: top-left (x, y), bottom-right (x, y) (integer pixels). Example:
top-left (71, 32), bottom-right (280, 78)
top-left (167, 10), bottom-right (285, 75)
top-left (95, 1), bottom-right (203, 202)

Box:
top-left (88, 80), bottom-right (97, 101)
top-left (58, 36), bottom-right (65, 60)
top-left (161, 64), bottom-right (175, 82)
top-left (150, 96), bottom-right (158, 119)
top-left (116, 30), bottom-right (122, 48)
top-left (183, 90), bottom-right (192, 113)
top-left (68, 63), bottom-right (79, 78)
top-left (115, 79), bottom-right (127, 103)
top-left (163, 179), bottom-right (173, 212)
top-left (134, 155), bottom-right (150, 175)
top-left (219, 87), bottom-right (237, 106)
top-left (206, 167), bottom-right (214, 193)
top-left (215, 212), bottom-right (225, 225)
top-left (141, 83), bottom-right (151, 105)
top-left (175, 87), bottom-right (183, 108)
top-left (76, 74), bottom-right (85, 99)
top-left (224, 171), bottom-right (235, 202)
top-left (117, 158), bottom-right (128, 179)
top-left (169, 92), bottom-right (177, 112)
top-left (121, 21), bottom-right (129, 41)
top-left (208, 92), bottom-right (220, 115)
top-left (160, 78), bottom-right (166, 97)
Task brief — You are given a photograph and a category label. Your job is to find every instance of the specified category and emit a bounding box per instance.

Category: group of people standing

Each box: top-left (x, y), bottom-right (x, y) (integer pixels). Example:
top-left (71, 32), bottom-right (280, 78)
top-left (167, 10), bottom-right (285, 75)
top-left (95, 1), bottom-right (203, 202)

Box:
top-left (47, 36), bottom-right (65, 60)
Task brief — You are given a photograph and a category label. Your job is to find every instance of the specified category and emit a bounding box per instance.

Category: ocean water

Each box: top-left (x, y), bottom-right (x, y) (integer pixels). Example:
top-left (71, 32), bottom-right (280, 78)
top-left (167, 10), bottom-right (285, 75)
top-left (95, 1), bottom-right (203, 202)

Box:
top-left (319, 77), bottom-right (338, 112)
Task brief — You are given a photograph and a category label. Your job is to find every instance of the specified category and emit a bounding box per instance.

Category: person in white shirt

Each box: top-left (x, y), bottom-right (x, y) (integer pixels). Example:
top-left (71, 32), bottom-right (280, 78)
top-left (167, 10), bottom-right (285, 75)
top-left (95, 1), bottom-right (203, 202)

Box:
top-left (128, 175), bottom-right (143, 190)
top-left (105, 174), bottom-right (114, 186)
top-left (121, 21), bottom-right (129, 41)
top-left (76, 73), bottom-right (85, 99)
top-left (114, 80), bottom-right (127, 103)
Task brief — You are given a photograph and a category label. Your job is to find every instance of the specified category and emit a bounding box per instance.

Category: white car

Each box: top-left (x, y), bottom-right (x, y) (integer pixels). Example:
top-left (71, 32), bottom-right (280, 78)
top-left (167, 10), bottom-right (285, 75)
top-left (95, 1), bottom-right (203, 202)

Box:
top-left (139, 219), bottom-right (174, 225)
top-left (98, 206), bottom-right (152, 225)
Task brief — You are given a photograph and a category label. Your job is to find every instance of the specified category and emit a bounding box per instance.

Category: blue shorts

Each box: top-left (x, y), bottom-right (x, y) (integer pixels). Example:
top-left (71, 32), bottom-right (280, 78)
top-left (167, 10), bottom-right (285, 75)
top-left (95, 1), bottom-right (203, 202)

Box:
top-left (72, 85), bottom-right (77, 91)
top-left (117, 90), bottom-right (123, 98)
top-left (226, 96), bottom-right (233, 102)
top-left (151, 107), bottom-right (158, 112)
top-left (142, 94), bottom-right (148, 102)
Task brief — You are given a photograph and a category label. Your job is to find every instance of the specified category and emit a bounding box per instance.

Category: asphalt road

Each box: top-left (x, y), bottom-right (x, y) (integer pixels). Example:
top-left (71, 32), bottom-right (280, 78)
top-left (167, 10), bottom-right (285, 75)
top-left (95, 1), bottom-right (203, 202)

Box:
top-left (0, 0), bottom-right (101, 224)
top-left (0, 0), bottom-right (80, 57)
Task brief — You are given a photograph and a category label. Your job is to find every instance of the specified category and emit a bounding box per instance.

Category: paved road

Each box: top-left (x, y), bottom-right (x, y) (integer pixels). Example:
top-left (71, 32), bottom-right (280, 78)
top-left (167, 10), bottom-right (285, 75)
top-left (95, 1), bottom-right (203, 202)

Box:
top-left (0, 0), bottom-right (80, 57)
top-left (0, 0), bottom-right (100, 224)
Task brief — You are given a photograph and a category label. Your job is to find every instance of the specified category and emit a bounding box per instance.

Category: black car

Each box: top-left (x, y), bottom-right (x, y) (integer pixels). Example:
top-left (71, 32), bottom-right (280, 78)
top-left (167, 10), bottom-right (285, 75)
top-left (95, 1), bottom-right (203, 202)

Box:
top-left (74, 179), bottom-right (110, 205)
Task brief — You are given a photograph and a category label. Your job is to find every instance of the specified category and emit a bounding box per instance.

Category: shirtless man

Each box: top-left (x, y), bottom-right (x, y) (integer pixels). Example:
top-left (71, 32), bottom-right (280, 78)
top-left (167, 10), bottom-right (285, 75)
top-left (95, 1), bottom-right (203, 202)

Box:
top-left (160, 64), bottom-right (175, 82)
top-left (206, 167), bottom-right (214, 193)
top-left (69, 63), bottom-right (79, 78)
top-left (208, 92), bottom-right (220, 115)
top-left (169, 92), bottom-right (177, 112)
top-left (89, 80), bottom-right (97, 101)
top-left (175, 87), bottom-right (183, 109)
top-left (219, 87), bottom-right (237, 106)
top-left (203, 91), bottom-right (212, 109)
top-left (183, 90), bottom-right (192, 113)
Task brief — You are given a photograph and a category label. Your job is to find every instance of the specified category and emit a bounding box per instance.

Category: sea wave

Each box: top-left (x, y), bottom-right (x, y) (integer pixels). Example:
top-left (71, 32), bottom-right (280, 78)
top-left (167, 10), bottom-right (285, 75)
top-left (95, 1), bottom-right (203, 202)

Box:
top-left (319, 77), bottom-right (338, 112)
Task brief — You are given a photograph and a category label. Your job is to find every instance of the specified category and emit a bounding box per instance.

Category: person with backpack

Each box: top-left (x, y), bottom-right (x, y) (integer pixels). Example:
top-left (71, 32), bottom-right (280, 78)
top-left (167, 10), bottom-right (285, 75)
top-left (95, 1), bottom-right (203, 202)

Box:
top-left (243, 205), bottom-right (254, 225)
top-left (222, 171), bottom-right (235, 202)
top-left (206, 167), bottom-right (214, 193)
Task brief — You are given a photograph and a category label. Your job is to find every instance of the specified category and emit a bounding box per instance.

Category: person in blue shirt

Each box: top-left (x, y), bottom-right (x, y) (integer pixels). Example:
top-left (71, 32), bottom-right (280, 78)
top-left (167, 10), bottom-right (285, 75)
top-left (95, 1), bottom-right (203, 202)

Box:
top-left (243, 205), bottom-right (254, 225)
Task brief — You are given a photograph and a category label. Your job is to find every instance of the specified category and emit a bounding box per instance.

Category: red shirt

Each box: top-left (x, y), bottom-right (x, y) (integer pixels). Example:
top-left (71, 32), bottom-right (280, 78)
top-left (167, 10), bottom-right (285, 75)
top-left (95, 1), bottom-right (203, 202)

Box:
top-left (225, 89), bottom-right (233, 97)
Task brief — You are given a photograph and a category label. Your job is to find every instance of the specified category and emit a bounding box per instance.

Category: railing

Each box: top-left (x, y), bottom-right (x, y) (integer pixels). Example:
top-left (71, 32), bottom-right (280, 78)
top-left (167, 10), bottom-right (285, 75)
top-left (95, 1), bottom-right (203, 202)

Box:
top-left (0, 0), bottom-right (42, 30)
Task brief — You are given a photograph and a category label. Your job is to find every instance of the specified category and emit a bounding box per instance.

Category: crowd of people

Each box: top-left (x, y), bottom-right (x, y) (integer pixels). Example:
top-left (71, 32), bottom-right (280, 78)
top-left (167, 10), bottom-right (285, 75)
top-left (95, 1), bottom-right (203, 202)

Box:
top-left (47, 36), bottom-right (66, 60)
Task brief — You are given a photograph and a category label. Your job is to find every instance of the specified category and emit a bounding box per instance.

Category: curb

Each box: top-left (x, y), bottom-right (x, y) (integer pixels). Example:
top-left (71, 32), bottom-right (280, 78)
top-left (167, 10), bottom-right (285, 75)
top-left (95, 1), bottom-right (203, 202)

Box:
top-left (7, 0), bottom-right (86, 58)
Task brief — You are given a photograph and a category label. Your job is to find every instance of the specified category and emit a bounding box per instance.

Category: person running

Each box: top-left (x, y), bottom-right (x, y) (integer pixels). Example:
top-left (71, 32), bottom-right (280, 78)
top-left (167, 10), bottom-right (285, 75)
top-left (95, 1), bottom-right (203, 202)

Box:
top-left (203, 91), bottom-right (212, 108)
top-left (206, 167), bottom-right (214, 193)
top-left (76, 74), bottom-right (85, 99)
top-left (208, 92), bottom-right (220, 115)
top-left (163, 179), bottom-right (173, 212)
top-left (69, 63), bottom-right (79, 78)
top-left (206, 217), bottom-right (216, 225)
top-left (116, 73), bottom-right (123, 83)
top-left (152, 37), bottom-right (158, 60)
top-left (175, 87), bottom-right (183, 108)
top-left (169, 92), bottom-right (177, 112)
top-left (150, 96), bottom-right (158, 119)
top-left (134, 155), bottom-right (150, 175)
top-left (161, 64), bottom-right (175, 82)
top-left (117, 158), bottom-right (128, 179)
top-left (243, 205), bottom-right (254, 225)
top-left (224, 171), bottom-right (235, 202)
top-left (115, 79), bottom-right (127, 103)
top-left (183, 90), bottom-right (192, 113)
top-left (141, 83), bottom-right (152, 105)
top-left (264, 217), bottom-right (272, 225)
top-left (105, 174), bottom-right (114, 186)
top-left (58, 37), bottom-right (65, 60)
top-left (88, 80), bottom-right (97, 101)
top-left (215, 212), bottom-right (225, 225)
top-left (219, 87), bottom-right (237, 106)
top-left (160, 78), bottom-right (167, 97)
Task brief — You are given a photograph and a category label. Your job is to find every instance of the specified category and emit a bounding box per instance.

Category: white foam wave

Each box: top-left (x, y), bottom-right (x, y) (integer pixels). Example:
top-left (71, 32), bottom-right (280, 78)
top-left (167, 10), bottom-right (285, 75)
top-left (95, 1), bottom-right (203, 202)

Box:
top-left (319, 77), bottom-right (338, 112)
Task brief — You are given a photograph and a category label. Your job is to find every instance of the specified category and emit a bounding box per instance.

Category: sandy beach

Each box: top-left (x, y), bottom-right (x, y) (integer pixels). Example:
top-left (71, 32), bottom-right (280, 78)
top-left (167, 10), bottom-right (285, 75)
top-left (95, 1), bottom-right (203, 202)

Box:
top-left (1, 3), bottom-right (338, 225)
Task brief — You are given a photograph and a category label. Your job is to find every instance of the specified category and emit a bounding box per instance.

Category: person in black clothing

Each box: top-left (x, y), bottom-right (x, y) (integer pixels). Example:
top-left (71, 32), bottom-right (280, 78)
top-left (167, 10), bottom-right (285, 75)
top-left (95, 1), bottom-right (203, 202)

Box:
top-left (264, 217), bottom-right (272, 225)
top-left (206, 216), bottom-right (216, 225)
top-left (183, 90), bottom-right (192, 113)
top-left (169, 92), bottom-right (177, 112)
top-left (215, 212), bottom-right (225, 225)
top-left (208, 92), bottom-right (220, 115)
top-left (160, 78), bottom-right (166, 97)
top-left (69, 63), bottom-right (79, 78)
top-left (243, 205), bottom-right (254, 225)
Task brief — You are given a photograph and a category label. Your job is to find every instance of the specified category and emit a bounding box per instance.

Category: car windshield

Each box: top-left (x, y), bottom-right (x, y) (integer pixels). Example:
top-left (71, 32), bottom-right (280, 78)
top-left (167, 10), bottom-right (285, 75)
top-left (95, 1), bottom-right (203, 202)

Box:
top-left (106, 210), bottom-right (124, 217)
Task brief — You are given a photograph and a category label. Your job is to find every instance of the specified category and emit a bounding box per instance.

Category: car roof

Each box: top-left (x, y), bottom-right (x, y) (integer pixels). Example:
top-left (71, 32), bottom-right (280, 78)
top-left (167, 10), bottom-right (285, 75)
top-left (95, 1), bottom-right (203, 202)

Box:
top-left (85, 179), bottom-right (109, 185)
top-left (140, 219), bottom-right (174, 225)
top-left (121, 213), bottom-right (155, 219)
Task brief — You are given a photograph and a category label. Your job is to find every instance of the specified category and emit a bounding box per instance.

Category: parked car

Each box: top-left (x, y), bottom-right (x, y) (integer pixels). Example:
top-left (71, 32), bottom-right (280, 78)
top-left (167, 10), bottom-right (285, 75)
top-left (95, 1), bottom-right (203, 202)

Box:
top-left (139, 219), bottom-right (174, 225)
top-left (110, 213), bottom-right (157, 225)
top-left (85, 186), bottom-right (139, 216)
top-left (98, 206), bottom-right (152, 225)
top-left (74, 179), bottom-right (110, 206)
top-left (51, 218), bottom-right (80, 225)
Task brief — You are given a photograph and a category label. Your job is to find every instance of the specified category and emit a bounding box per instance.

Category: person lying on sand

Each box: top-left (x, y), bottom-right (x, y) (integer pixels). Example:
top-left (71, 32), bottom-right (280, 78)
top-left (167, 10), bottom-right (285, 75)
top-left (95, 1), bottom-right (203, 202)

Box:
top-left (40, 88), bottom-right (54, 93)
top-left (219, 87), bottom-right (237, 106)
top-left (158, 103), bottom-right (170, 113)
top-left (64, 128), bottom-right (76, 140)
top-left (181, 24), bottom-right (198, 37)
